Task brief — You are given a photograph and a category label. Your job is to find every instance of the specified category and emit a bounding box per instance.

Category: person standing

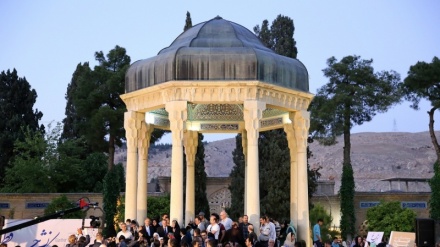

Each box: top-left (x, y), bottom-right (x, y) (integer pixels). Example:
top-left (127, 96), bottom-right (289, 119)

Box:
top-left (220, 211), bottom-right (233, 231)
top-left (313, 219), bottom-right (324, 247)
top-left (238, 215), bottom-right (250, 240)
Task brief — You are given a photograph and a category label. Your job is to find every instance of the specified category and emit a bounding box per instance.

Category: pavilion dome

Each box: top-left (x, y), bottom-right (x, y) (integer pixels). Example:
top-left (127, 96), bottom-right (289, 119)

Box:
top-left (125, 16), bottom-right (309, 93)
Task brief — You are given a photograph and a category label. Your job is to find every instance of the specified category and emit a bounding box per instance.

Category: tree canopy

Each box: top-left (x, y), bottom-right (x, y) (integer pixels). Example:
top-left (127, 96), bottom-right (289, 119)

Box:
top-left (403, 57), bottom-right (440, 220)
top-left (309, 55), bottom-right (401, 238)
top-left (184, 11), bottom-right (192, 31)
top-left (254, 15), bottom-right (298, 58)
top-left (402, 56), bottom-right (440, 161)
top-left (366, 201), bottom-right (416, 238)
top-left (0, 69), bottom-right (44, 184)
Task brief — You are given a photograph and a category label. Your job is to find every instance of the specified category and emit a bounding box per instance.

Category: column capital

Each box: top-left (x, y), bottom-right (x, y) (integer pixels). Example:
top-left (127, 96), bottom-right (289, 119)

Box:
top-left (124, 111), bottom-right (144, 150)
top-left (139, 122), bottom-right (154, 158)
top-left (289, 110), bottom-right (310, 153)
top-left (183, 130), bottom-right (199, 167)
top-left (166, 101), bottom-right (188, 146)
top-left (243, 100), bottom-right (266, 146)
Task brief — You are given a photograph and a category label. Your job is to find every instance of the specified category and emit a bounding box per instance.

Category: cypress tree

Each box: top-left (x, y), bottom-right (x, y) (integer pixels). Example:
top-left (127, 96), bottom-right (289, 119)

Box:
top-left (228, 134), bottom-right (245, 219)
top-left (339, 164), bottom-right (355, 238)
top-left (429, 161), bottom-right (440, 220)
top-left (184, 11), bottom-right (193, 32)
top-left (195, 134), bottom-right (210, 214)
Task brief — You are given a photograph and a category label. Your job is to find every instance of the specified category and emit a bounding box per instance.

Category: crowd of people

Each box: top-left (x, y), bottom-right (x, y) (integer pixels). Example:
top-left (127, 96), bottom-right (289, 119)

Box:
top-left (72, 211), bottom-right (301, 247)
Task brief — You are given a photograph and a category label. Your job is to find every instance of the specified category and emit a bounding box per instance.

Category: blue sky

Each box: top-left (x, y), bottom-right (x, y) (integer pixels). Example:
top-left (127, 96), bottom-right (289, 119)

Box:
top-left (1, 1), bottom-right (439, 143)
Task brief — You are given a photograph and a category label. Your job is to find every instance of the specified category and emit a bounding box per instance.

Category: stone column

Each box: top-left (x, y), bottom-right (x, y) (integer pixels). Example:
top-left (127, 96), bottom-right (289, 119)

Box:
top-left (124, 111), bottom-right (143, 221)
top-left (292, 111), bottom-right (311, 247)
top-left (137, 121), bottom-right (154, 222)
top-left (242, 130), bottom-right (248, 215)
top-left (184, 130), bottom-right (199, 224)
top-left (283, 120), bottom-right (298, 232)
top-left (166, 101), bottom-right (187, 225)
top-left (243, 100), bottom-right (265, 230)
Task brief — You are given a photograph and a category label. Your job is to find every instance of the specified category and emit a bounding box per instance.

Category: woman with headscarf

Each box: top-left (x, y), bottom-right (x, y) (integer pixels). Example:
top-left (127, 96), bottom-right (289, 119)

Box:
top-left (171, 220), bottom-right (181, 246)
top-left (283, 232), bottom-right (296, 247)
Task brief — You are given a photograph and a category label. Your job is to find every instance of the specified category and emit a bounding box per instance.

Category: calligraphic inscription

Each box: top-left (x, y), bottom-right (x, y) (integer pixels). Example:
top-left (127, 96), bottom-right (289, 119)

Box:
top-left (200, 123), bottom-right (239, 131)
top-left (26, 203), bottom-right (50, 209)
top-left (0, 203), bottom-right (9, 209)
top-left (401, 201), bottom-right (427, 209)
top-left (260, 117), bottom-right (283, 128)
top-left (359, 201), bottom-right (380, 208)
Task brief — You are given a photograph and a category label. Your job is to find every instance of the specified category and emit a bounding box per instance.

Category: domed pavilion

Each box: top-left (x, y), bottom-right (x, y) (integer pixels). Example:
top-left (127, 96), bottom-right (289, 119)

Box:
top-left (121, 16), bottom-right (313, 244)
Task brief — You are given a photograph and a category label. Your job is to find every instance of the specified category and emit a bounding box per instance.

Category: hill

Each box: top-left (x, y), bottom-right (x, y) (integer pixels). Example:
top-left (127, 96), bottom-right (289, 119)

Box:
top-left (115, 132), bottom-right (436, 193)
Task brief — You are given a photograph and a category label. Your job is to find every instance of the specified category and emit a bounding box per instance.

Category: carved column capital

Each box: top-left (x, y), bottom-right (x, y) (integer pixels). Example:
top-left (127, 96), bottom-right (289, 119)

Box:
top-left (243, 100), bottom-right (266, 146)
top-left (124, 111), bottom-right (144, 150)
top-left (165, 101), bottom-right (188, 146)
top-left (139, 122), bottom-right (154, 158)
top-left (290, 110), bottom-right (310, 153)
top-left (184, 130), bottom-right (199, 166)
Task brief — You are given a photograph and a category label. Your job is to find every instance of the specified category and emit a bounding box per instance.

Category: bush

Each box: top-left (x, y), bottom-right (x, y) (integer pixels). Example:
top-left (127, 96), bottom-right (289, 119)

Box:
top-left (44, 195), bottom-right (85, 219)
top-left (366, 201), bottom-right (416, 238)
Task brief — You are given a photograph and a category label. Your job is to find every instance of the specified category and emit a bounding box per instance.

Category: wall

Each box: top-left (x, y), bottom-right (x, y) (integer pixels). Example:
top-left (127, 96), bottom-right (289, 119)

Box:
top-left (0, 193), bottom-right (103, 219)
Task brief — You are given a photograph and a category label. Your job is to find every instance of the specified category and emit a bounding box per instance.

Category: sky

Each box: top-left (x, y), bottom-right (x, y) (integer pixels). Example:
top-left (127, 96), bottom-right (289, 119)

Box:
top-left (1, 1), bottom-right (439, 143)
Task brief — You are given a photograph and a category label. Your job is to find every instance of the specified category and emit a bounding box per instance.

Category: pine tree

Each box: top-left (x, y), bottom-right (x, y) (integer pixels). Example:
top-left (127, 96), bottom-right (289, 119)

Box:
top-left (0, 69), bottom-right (44, 184)
top-left (309, 55), bottom-right (401, 239)
top-left (402, 57), bottom-right (440, 219)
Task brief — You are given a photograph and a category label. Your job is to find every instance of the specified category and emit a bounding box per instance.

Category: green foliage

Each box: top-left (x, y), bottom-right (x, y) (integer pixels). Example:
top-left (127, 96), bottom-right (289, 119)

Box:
top-left (309, 55), bottom-right (401, 239)
top-left (310, 55), bottom-right (402, 147)
top-left (402, 56), bottom-right (440, 162)
top-left (402, 56), bottom-right (440, 111)
top-left (228, 134), bottom-right (245, 219)
top-left (366, 201), bottom-right (416, 238)
top-left (147, 194), bottom-right (171, 220)
top-left (184, 11), bottom-right (193, 31)
top-left (195, 134), bottom-right (210, 214)
top-left (339, 164), bottom-right (355, 239)
top-left (0, 69), bottom-right (44, 184)
top-left (44, 195), bottom-right (85, 219)
top-left (308, 138), bottom-right (321, 209)
top-left (61, 62), bottom-right (92, 142)
top-left (429, 161), bottom-right (440, 220)
top-left (1, 126), bottom-right (56, 193)
top-left (254, 15), bottom-right (298, 58)
top-left (65, 46), bottom-right (165, 170)
top-left (103, 164), bottom-right (124, 237)
top-left (259, 129), bottom-right (291, 220)
top-left (309, 204), bottom-right (334, 243)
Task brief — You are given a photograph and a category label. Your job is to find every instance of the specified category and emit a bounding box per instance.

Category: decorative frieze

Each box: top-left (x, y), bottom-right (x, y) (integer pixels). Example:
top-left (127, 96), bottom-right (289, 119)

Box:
top-left (260, 117), bottom-right (283, 128)
top-left (200, 123), bottom-right (239, 131)
top-left (121, 81), bottom-right (313, 113)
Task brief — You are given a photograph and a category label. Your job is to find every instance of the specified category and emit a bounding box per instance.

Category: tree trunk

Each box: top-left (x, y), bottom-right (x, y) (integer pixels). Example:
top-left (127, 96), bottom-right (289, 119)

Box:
top-left (343, 103), bottom-right (351, 166)
top-left (428, 107), bottom-right (440, 162)
top-left (108, 134), bottom-right (115, 171)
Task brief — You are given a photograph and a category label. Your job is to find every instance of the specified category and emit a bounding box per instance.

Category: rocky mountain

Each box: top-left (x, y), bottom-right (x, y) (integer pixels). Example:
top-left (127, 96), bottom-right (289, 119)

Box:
top-left (115, 132), bottom-right (436, 193)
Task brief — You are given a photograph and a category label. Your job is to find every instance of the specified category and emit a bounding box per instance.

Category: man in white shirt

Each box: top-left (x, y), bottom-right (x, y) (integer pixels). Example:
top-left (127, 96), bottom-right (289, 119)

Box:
top-left (219, 210), bottom-right (233, 231)
top-left (206, 215), bottom-right (220, 244)
top-left (116, 222), bottom-right (133, 243)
